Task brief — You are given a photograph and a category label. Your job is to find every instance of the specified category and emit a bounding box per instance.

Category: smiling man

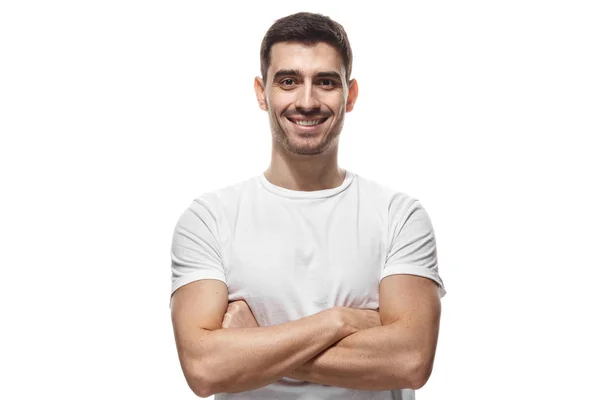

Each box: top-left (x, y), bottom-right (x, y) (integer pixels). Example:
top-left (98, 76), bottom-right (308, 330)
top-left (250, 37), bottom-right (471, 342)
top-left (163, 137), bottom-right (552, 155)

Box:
top-left (260, 41), bottom-right (351, 158)
top-left (170, 12), bottom-right (446, 400)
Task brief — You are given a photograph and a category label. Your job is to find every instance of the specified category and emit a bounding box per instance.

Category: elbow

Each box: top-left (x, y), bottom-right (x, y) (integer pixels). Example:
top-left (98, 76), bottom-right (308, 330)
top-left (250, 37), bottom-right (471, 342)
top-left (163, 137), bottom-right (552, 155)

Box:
top-left (191, 385), bottom-right (214, 399)
top-left (183, 360), bottom-right (219, 398)
top-left (399, 352), bottom-right (435, 390)
top-left (407, 369), bottom-right (431, 390)
top-left (191, 382), bottom-right (214, 399)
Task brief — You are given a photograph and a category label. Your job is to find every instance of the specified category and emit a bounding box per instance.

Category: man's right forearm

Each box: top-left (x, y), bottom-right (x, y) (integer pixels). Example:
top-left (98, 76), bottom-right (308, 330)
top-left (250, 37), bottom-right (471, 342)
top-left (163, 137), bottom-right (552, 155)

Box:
top-left (179, 307), bottom-right (350, 397)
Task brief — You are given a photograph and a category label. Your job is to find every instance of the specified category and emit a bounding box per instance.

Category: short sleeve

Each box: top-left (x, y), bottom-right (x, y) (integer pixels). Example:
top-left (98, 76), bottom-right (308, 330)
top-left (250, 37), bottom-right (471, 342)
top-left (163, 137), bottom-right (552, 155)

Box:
top-left (170, 198), bottom-right (226, 300)
top-left (382, 195), bottom-right (446, 298)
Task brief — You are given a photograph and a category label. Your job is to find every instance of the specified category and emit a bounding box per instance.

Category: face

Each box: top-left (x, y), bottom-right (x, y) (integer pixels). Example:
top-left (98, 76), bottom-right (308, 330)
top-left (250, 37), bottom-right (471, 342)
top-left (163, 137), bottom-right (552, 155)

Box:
top-left (255, 42), bottom-right (358, 156)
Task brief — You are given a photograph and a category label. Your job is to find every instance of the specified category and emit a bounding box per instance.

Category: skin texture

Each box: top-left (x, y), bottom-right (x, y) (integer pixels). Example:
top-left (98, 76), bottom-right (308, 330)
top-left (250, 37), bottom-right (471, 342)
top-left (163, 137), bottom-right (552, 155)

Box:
top-left (170, 40), bottom-right (442, 396)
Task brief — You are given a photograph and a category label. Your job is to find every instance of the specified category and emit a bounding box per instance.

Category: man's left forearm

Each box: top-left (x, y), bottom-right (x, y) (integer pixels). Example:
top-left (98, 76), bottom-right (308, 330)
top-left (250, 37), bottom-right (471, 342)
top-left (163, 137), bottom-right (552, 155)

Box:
top-left (286, 321), bottom-right (434, 391)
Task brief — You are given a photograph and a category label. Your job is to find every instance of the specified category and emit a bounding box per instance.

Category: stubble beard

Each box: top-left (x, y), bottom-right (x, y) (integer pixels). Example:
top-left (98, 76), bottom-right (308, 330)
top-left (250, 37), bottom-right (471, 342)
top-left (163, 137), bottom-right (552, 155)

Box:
top-left (268, 107), bottom-right (344, 156)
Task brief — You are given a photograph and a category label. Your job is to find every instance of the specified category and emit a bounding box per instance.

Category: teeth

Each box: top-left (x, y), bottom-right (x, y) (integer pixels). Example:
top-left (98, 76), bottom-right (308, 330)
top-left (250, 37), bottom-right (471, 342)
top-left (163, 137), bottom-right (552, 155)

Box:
top-left (294, 119), bottom-right (322, 126)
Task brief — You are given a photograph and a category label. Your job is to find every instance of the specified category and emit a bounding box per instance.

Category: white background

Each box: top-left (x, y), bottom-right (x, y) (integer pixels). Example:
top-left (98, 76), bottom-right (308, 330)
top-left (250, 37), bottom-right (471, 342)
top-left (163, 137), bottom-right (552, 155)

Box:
top-left (1, 1), bottom-right (598, 399)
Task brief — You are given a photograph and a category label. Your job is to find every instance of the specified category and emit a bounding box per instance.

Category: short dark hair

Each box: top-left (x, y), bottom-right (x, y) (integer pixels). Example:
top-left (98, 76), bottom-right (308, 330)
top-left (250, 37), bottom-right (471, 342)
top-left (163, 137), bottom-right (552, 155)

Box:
top-left (260, 12), bottom-right (353, 82)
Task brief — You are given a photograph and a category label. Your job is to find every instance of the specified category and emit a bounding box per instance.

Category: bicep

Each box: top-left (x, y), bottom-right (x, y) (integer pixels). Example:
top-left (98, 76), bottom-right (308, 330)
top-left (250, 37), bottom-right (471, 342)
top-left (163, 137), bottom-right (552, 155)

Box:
top-left (171, 279), bottom-right (229, 358)
top-left (379, 274), bottom-right (441, 339)
top-left (378, 275), bottom-right (441, 388)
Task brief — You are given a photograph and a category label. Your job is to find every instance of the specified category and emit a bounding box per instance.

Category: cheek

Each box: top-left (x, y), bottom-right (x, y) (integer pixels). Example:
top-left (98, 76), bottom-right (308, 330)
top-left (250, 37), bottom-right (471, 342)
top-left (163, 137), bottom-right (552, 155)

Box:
top-left (267, 98), bottom-right (287, 114)
top-left (268, 90), bottom-right (295, 106)
top-left (324, 92), bottom-right (346, 111)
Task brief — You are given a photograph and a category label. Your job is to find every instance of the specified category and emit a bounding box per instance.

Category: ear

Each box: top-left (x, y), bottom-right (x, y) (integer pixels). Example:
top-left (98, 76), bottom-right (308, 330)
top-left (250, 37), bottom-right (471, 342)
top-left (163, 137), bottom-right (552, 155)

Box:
top-left (254, 77), bottom-right (268, 111)
top-left (346, 79), bottom-right (358, 112)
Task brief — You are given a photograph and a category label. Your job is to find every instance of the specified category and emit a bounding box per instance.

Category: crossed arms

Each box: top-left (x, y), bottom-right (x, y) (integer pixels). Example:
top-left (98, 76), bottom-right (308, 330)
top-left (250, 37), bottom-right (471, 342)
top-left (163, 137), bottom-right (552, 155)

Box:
top-left (170, 274), bottom-right (441, 397)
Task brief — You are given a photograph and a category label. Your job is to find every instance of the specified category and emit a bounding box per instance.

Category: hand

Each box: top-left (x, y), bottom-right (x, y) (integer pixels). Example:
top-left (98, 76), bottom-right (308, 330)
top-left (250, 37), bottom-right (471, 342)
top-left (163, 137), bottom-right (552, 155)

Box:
top-left (334, 307), bottom-right (381, 336)
top-left (221, 300), bottom-right (259, 329)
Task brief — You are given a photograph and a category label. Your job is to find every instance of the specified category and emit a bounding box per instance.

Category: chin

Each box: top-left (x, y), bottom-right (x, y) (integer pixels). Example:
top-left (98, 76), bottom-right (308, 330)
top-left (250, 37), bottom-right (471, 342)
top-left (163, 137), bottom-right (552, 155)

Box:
top-left (285, 136), bottom-right (337, 156)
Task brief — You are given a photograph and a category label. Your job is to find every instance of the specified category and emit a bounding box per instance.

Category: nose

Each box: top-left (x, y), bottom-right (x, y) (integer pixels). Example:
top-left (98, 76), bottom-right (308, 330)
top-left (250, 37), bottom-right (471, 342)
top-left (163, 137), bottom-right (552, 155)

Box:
top-left (294, 83), bottom-right (321, 112)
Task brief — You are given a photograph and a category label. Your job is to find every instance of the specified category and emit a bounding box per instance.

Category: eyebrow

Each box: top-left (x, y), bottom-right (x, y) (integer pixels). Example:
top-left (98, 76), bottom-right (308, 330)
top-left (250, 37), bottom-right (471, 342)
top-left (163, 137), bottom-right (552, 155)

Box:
top-left (315, 71), bottom-right (343, 81)
top-left (273, 69), bottom-right (301, 81)
top-left (272, 69), bottom-right (343, 82)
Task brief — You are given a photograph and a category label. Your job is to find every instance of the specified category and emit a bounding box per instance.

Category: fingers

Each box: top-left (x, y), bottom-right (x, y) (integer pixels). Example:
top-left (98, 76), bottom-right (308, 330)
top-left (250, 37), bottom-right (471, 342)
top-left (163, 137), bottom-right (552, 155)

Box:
top-left (222, 300), bottom-right (253, 329)
top-left (228, 300), bottom-right (248, 313)
top-left (222, 303), bottom-right (241, 328)
top-left (221, 312), bottom-right (232, 329)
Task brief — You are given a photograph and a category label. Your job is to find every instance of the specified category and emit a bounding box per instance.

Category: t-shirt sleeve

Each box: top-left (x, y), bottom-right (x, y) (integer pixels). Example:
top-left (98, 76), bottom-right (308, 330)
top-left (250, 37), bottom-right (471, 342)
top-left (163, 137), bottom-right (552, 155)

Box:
top-left (170, 198), bottom-right (226, 299)
top-left (382, 195), bottom-right (446, 298)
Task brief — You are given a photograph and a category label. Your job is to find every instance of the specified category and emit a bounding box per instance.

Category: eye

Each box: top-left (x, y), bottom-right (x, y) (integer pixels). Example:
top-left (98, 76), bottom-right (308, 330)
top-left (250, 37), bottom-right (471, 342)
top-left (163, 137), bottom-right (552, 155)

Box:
top-left (279, 78), bottom-right (297, 89)
top-left (319, 79), bottom-right (337, 89)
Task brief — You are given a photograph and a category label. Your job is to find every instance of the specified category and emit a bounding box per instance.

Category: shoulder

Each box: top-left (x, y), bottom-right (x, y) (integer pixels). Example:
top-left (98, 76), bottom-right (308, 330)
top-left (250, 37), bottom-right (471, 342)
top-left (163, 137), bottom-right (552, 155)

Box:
top-left (186, 175), bottom-right (260, 219)
top-left (352, 172), bottom-right (420, 215)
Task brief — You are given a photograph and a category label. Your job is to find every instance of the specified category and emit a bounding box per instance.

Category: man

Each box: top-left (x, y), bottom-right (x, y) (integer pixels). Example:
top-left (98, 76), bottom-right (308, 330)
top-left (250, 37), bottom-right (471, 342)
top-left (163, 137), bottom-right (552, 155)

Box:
top-left (170, 11), bottom-right (445, 400)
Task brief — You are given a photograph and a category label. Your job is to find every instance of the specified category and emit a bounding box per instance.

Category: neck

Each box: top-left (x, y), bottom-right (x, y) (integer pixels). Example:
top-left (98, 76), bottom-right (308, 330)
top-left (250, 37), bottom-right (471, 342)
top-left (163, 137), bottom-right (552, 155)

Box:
top-left (264, 141), bottom-right (345, 192)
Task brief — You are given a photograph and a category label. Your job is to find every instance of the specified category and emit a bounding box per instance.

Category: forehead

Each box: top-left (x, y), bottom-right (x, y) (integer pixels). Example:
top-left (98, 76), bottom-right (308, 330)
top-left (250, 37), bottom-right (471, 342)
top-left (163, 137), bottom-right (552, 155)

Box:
top-left (269, 42), bottom-right (345, 78)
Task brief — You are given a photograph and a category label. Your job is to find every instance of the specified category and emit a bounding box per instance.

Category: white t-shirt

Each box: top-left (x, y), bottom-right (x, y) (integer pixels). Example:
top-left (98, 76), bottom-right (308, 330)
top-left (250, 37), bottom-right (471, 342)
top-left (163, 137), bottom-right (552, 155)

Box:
top-left (171, 170), bottom-right (446, 400)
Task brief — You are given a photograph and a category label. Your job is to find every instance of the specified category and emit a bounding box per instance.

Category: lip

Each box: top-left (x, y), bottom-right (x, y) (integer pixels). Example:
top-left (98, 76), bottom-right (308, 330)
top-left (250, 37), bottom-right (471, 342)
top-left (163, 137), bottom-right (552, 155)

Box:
top-left (285, 116), bottom-right (329, 132)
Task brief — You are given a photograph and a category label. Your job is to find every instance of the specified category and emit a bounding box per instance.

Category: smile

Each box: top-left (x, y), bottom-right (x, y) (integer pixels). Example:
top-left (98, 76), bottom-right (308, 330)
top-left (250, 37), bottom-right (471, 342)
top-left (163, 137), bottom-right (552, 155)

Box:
top-left (286, 117), bottom-right (328, 127)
